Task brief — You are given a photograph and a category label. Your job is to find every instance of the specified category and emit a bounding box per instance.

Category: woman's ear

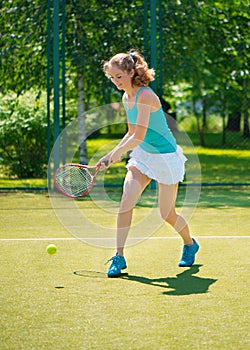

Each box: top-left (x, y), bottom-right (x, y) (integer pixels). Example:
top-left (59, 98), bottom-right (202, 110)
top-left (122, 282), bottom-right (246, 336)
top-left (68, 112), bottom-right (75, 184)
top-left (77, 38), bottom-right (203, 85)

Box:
top-left (130, 69), bottom-right (135, 78)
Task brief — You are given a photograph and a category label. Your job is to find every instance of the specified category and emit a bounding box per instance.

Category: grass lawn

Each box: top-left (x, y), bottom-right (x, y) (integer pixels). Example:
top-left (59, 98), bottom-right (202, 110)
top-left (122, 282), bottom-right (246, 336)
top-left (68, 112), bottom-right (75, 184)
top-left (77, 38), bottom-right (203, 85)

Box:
top-left (0, 142), bottom-right (249, 189)
top-left (0, 188), bottom-right (249, 350)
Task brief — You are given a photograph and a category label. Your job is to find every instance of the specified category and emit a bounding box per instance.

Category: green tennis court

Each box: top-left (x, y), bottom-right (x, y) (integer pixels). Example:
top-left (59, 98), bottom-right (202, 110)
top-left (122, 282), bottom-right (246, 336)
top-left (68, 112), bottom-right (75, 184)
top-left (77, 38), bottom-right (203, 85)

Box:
top-left (0, 186), bottom-right (249, 350)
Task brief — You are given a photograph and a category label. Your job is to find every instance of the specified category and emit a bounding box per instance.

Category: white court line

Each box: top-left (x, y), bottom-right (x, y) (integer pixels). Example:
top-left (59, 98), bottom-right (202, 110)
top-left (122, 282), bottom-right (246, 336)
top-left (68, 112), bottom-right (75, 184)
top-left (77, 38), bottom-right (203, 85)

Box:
top-left (0, 236), bottom-right (249, 242)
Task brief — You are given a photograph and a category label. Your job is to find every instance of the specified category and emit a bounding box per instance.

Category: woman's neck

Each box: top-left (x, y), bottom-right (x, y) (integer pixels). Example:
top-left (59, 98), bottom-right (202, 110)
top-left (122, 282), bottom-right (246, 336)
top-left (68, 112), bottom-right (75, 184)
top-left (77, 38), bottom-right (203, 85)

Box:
top-left (125, 86), bottom-right (140, 99)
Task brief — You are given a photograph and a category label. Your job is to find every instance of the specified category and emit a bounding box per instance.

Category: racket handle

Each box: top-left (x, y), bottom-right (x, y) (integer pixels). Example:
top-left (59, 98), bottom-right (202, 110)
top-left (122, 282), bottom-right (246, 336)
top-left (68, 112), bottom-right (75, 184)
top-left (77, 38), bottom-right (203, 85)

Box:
top-left (97, 159), bottom-right (109, 170)
top-left (99, 159), bottom-right (109, 166)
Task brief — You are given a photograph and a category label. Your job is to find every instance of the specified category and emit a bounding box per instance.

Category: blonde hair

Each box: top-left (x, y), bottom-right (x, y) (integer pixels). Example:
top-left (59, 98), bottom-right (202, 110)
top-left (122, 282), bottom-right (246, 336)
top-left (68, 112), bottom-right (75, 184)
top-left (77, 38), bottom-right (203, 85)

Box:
top-left (103, 50), bottom-right (155, 87)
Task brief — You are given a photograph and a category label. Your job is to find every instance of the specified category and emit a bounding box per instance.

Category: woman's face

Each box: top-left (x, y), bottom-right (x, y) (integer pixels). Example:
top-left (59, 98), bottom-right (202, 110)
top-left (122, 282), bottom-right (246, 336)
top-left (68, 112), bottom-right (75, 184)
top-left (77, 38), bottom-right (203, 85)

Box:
top-left (107, 65), bottom-right (134, 91)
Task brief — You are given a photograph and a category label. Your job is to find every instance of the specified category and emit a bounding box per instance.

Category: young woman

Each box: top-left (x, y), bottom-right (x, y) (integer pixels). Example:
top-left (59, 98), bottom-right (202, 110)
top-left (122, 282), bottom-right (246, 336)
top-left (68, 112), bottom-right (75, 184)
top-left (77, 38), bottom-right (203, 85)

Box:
top-left (98, 50), bottom-right (199, 277)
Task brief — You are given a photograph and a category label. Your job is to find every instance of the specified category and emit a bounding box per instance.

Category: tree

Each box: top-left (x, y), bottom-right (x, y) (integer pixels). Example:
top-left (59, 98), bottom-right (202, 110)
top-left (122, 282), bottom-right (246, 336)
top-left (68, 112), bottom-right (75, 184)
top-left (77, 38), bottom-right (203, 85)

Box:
top-left (161, 0), bottom-right (249, 144)
top-left (0, 0), bottom-right (249, 170)
top-left (0, 1), bottom-right (47, 95)
top-left (64, 1), bottom-right (145, 162)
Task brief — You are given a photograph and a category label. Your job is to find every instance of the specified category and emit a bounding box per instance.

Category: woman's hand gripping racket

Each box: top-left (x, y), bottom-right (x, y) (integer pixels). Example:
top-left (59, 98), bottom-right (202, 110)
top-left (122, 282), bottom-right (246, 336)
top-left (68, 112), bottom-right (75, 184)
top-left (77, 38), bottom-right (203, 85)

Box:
top-left (54, 160), bottom-right (109, 198)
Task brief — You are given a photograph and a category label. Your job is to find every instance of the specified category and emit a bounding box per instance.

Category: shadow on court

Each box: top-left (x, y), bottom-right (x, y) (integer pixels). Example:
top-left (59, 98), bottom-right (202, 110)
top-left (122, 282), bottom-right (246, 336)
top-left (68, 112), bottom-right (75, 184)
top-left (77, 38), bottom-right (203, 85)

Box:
top-left (121, 265), bottom-right (217, 296)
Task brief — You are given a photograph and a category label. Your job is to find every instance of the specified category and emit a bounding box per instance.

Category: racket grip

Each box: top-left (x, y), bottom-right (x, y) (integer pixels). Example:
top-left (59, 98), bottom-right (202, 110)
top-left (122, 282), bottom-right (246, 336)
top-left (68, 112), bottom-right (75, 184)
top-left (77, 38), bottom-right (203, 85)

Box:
top-left (98, 159), bottom-right (109, 169)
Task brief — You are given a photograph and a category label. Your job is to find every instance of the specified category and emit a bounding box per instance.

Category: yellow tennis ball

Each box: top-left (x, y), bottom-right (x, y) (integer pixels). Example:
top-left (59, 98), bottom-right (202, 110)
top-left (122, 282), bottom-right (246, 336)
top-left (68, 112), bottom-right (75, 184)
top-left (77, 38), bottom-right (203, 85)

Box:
top-left (46, 244), bottom-right (57, 255)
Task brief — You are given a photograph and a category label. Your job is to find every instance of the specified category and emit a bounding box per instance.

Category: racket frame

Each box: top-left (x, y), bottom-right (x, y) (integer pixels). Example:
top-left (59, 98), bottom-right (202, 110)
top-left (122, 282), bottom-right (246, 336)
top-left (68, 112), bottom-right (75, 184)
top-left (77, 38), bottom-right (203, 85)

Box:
top-left (54, 163), bottom-right (101, 198)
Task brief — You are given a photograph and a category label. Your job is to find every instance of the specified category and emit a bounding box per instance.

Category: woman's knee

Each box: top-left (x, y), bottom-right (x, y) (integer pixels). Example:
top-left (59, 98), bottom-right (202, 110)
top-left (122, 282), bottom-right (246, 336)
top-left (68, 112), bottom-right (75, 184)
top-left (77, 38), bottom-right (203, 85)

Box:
top-left (160, 209), bottom-right (177, 225)
top-left (120, 167), bottom-right (150, 213)
top-left (120, 182), bottom-right (140, 212)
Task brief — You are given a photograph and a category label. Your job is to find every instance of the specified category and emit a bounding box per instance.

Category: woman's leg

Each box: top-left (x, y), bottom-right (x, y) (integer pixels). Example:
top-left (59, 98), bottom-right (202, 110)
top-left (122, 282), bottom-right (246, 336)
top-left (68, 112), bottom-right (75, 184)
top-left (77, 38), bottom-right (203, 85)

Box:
top-left (158, 182), bottom-right (199, 267)
top-left (158, 183), bottom-right (193, 245)
top-left (116, 166), bottom-right (151, 256)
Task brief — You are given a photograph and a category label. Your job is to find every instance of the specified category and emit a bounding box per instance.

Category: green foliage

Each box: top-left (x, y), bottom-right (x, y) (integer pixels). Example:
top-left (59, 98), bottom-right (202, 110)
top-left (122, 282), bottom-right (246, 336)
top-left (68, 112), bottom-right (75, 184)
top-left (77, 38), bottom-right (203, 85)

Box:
top-left (0, 0), bottom-right (47, 95)
top-left (0, 95), bottom-right (47, 178)
top-left (0, 0), bottom-right (249, 164)
top-left (1, 0), bottom-right (248, 106)
top-left (62, 0), bottom-right (145, 106)
top-left (160, 0), bottom-right (249, 143)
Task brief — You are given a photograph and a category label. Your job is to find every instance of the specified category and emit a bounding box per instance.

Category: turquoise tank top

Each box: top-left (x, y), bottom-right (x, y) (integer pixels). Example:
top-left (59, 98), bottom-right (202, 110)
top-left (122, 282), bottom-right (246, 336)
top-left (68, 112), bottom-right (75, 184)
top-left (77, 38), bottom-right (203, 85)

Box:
top-left (124, 87), bottom-right (177, 154)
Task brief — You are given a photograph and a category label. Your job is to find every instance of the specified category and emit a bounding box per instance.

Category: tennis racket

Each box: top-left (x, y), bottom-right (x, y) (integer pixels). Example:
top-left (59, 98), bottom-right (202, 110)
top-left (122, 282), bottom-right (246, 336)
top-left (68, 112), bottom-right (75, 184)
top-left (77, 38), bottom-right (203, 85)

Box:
top-left (54, 161), bottom-right (108, 198)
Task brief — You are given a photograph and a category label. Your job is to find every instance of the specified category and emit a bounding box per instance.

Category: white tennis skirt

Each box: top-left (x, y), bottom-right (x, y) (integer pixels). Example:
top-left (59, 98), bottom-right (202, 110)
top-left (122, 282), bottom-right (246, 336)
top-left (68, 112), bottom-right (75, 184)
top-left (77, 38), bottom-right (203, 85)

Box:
top-left (126, 145), bottom-right (187, 185)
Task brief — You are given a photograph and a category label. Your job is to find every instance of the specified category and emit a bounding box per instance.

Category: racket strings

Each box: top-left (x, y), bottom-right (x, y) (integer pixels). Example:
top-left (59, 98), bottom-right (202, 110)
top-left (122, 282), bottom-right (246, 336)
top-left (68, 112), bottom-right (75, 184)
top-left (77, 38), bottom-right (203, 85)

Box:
top-left (56, 167), bottom-right (93, 197)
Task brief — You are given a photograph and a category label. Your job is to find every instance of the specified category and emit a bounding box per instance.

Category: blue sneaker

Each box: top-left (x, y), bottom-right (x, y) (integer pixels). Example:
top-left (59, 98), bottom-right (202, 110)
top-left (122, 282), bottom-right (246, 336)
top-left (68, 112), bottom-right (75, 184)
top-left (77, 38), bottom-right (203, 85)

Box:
top-left (106, 253), bottom-right (127, 278)
top-left (179, 238), bottom-right (199, 267)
